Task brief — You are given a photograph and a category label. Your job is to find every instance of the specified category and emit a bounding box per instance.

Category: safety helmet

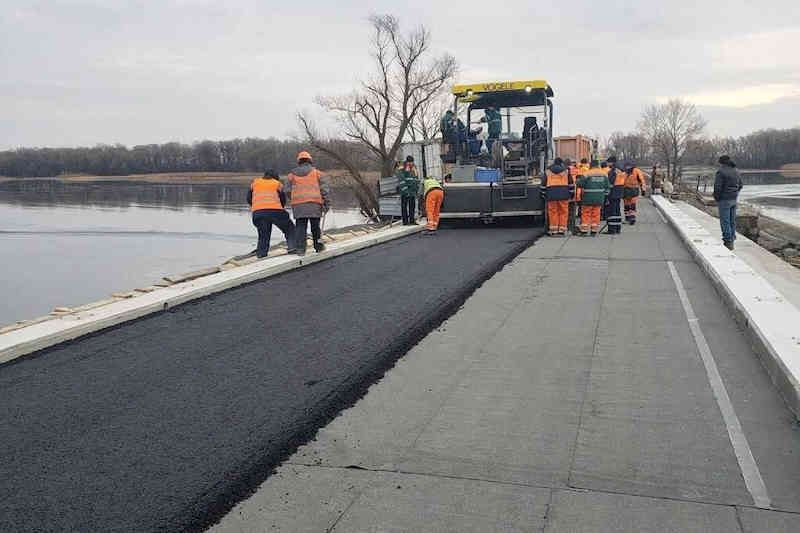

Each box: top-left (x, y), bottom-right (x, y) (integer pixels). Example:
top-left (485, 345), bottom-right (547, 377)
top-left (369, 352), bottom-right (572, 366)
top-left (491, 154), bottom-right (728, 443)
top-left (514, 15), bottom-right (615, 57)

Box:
top-left (297, 151), bottom-right (312, 162)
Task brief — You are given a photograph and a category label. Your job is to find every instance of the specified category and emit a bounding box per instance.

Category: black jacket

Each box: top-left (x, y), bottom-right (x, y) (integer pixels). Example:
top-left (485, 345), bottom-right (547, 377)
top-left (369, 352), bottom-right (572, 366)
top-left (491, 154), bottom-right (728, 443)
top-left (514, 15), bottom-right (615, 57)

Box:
top-left (713, 166), bottom-right (742, 201)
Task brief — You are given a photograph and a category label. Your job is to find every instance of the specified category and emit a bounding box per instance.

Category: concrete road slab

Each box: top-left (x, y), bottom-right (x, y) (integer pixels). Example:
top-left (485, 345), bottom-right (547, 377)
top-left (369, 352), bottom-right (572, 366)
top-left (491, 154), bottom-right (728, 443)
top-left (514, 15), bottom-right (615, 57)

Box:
top-left (570, 414), bottom-right (751, 505)
top-left (331, 472), bottom-right (550, 533)
top-left (208, 464), bottom-right (366, 533)
top-left (738, 506), bottom-right (800, 533)
top-left (546, 489), bottom-right (740, 532)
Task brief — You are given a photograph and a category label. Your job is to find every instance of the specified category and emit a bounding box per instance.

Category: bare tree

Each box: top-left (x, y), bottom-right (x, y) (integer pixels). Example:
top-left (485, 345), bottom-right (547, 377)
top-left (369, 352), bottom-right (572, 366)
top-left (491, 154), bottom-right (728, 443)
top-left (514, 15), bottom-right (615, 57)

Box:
top-left (297, 114), bottom-right (381, 220)
top-left (638, 99), bottom-right (706, 181)
top-left (607, 131), bottom-right (650, 163)
top-left (298, 14), bottom-right (457, 215)
top-left (407, 90), bottom-right (451, 142)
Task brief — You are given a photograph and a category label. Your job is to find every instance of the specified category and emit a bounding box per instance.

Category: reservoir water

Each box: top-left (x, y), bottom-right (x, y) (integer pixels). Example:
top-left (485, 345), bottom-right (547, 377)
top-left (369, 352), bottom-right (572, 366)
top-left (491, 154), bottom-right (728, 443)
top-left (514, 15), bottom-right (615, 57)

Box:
top-left (0, 180), bottom-right (364, 327)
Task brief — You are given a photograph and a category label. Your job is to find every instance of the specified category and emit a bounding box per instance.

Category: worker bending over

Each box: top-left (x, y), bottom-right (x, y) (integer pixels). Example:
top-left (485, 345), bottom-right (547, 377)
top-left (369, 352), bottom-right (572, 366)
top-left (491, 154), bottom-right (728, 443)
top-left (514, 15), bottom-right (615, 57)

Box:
top-left (605, 156), bottom-right (626, 234)
top-left (576, 160), bottom-right (609, 235)
top-left (423, 176), bottom-right (444, 233)
top-left (248, 169), bottom-right (296, 258)
top-left (395, 155), bottom-right (420, 225)
top-left (623, 161), bottom-right (646, 224)
top-left (542, 157), bottom-right (574, 235)
top-left (286, 151), bottom-right (330, 255)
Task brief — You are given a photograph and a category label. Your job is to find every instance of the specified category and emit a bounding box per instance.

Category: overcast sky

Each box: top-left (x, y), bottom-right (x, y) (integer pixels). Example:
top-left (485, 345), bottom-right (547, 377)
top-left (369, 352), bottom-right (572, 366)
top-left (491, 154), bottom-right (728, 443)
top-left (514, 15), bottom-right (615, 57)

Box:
top-left (2, 0), bottom-right (799, 149)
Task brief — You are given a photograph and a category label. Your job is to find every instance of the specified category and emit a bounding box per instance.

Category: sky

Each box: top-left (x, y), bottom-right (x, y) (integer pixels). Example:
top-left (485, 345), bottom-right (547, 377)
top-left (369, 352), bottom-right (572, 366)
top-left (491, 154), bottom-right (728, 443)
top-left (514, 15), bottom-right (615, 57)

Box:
top-left (2, 0), bottom-right (799, 149)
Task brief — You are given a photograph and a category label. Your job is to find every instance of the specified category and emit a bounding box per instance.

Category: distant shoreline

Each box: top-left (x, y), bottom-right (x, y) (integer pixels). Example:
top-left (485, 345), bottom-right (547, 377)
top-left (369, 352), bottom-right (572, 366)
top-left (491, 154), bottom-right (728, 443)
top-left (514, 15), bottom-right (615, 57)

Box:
top-left (0, 170), bottom-right (380, 187)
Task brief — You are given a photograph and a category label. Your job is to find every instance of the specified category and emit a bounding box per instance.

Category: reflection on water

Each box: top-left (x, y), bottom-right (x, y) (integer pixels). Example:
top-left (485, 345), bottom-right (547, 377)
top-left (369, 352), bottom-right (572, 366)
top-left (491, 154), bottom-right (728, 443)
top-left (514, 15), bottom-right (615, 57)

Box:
top-left (0, 180), bottom-right (364, 326)
top-left (739, 182), bottom-right (800, 228)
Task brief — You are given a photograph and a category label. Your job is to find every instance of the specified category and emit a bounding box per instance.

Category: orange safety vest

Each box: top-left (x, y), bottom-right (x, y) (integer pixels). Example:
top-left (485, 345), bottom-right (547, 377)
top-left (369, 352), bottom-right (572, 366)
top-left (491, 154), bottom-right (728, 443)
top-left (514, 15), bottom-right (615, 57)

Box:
top-left (288, 169), bottom-right (324, 205)
top-left (625, 167), bottom-right (646, 190)
top-left (569, 165), bottom-right (583, 201)
top-left (250, 178), bottom-right (283, 211)
top-left (544, 170), bottom-right (573, 201)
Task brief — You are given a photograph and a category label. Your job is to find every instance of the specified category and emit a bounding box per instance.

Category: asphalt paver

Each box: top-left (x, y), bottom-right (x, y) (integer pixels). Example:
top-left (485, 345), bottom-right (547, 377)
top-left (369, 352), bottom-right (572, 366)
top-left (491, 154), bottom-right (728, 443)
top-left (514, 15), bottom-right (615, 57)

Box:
top-left (0, 223), bottom-right (541, 532)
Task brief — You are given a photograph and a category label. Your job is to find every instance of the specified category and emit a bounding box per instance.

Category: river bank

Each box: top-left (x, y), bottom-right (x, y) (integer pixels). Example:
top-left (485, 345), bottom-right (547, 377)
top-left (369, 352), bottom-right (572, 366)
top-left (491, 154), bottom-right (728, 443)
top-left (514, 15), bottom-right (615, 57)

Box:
top-left (0, 170), bottom-right (380, 187)
top-left (0, 179), bottom-right (368, 326)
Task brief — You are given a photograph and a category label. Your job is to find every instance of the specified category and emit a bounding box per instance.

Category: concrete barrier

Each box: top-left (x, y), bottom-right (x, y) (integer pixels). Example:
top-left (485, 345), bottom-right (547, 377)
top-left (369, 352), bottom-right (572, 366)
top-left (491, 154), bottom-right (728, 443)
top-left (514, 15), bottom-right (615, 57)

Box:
top-left (0, 224), bottom-right (424, 365)
top-left (653, 195), bottom-right (800, 420)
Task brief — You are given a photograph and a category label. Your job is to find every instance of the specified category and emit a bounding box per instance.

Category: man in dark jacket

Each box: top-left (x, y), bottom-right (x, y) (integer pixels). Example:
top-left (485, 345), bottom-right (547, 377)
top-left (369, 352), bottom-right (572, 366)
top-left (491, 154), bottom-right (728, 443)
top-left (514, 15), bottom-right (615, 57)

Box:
top-left (395, 156), bottom-right (420, 225)
top-left (713, 155), bottom-right (743, 250)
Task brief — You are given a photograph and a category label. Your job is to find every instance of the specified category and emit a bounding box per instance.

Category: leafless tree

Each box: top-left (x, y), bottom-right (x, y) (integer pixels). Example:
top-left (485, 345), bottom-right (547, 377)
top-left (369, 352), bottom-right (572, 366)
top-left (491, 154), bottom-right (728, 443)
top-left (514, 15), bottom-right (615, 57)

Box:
top-left (297, 14), bottom-right (457, 215)
top-left (638, 99), bottom-right (706, 181)
top-left (297, 114), bottom-right (381, 220)
top-left (407, 90), bottom-right (451, 142)
top-left (606, 131), bottom-right (650, 164)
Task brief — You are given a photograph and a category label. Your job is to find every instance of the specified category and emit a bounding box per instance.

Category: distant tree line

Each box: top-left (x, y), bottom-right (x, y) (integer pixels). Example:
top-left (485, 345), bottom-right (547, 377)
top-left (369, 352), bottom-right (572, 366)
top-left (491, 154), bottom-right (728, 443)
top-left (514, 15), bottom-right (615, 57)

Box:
top-left (683, 127), bottom-right (800, 169)
top-left (0, 138), bottom-right (380, 178)
top-left (608, 102), bottom-right (799, 176)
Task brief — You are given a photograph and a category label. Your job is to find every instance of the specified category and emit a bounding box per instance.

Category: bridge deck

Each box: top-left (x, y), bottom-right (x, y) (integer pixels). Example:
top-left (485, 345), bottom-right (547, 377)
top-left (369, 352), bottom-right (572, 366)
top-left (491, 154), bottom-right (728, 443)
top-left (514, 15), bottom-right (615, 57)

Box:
top-left (213, 202), bottom-right (800, 532)
top-left (2, 202), bottom-right (800, 532)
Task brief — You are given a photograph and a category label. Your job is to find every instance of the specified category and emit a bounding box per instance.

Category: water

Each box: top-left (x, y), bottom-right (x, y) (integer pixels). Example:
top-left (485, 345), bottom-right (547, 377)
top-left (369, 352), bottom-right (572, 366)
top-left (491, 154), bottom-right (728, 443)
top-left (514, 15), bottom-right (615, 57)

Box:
top-left (688, 170), bottom-right (800, 228)
top-left (0, 180), bottom-right (365, 326)
top-left (738, 182), bottom-right (800, 228)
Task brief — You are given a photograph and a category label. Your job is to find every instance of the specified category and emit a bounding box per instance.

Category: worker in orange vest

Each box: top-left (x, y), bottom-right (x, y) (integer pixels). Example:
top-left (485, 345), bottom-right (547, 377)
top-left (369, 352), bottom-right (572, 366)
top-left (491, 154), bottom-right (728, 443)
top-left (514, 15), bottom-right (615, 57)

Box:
top-left (542, 157), bottom-right (574, 235)
top-left (422, 176), bottom-right (444, 232)
top-left (286, 151), bottom-right (330, 255)
top-left (623, 161), bottom-right (647, 225)
top-left (565, 159), bottom-right (583, 234)
top-left (605, 156), bottom-right (626, 234)
top-left (248, 169), bottom-right (296, 258)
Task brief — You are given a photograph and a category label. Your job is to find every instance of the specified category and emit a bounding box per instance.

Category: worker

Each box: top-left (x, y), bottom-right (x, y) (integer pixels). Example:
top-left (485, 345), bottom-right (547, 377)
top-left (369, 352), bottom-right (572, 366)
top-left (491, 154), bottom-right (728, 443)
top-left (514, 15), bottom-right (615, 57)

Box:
top-left (713, 155), bottom-right (743, 250)
top-left (440, 110), bottom-right (465, 159)
top-left (422, 175), bottom-right (444, 232)
top-left (564, 158), bottom-right (580, 233)
top-left (480, 105), bottom-right (503, 152)
top-left (579, 158), bottom-right (590, 174)
top-left (542, 157), bottom-right (574, 236)
top-left (395, 155), bottom-right (420, 225)
top-left (600, 161), bottom-right (608, 170)
top-left (286, 151), bottom-right (330, 255)
top-left (605, 156), bottom-right (626, 234)
top-left (623, 161), bottom-right (647, 225)
top-left (248, 169), bottom-right (296, 258)
top-left (576, 160), bottom-right (609, 235)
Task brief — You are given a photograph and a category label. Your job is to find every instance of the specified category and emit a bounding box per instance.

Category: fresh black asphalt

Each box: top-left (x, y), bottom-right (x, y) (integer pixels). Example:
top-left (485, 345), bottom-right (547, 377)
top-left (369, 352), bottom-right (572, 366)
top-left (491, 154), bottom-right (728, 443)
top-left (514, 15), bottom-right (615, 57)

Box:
top-left (0, 223), bottom-right (541, 532)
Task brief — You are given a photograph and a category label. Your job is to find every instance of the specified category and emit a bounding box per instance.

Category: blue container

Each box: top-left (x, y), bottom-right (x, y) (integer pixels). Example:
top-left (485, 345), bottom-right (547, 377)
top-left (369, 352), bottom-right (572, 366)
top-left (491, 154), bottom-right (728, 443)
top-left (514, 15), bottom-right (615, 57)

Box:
top-left (475, 169), bottom-right (500, 183)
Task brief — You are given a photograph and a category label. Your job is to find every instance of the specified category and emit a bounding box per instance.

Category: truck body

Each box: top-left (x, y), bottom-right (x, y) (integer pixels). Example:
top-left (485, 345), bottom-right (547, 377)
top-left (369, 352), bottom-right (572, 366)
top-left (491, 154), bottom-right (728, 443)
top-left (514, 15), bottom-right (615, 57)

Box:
top-left (554, 135), bottom-right (596, 163)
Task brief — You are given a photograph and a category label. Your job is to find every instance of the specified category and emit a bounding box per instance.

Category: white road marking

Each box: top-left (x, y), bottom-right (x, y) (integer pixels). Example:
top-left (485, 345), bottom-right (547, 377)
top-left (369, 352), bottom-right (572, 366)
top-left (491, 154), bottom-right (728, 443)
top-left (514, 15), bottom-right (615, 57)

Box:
top-left (667, 261), bottom-right (772, 509)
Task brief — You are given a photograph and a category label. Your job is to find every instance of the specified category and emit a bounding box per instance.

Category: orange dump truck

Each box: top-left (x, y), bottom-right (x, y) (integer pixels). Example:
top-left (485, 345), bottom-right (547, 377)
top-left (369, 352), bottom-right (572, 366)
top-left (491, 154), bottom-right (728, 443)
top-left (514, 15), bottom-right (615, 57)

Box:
top-left (554, 135), bottom-right (596, 162)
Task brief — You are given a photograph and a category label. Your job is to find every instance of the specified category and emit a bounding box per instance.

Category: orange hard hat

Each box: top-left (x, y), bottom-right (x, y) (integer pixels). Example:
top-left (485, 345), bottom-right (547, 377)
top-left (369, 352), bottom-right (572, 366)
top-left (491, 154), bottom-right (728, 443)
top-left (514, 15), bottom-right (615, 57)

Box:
top-left (297, 151), bottom-right (312, 162)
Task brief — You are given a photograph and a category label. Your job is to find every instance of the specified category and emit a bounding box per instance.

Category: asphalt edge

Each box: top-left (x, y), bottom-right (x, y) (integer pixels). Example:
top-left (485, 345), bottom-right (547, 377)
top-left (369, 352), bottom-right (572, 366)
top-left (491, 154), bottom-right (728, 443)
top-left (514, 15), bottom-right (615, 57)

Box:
top-left (653, 195), bottom-right (800, 421)
top-left (179, 227), bottom-right (543, 533)
top-left (0, 224), bottom-right (424, 366)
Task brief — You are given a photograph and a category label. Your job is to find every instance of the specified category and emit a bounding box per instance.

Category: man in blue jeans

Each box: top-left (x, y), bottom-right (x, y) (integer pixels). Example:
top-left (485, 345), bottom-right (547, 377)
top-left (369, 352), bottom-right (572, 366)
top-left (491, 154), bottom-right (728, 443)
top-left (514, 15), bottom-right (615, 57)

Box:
top-left (713, 155), bottom-right (743, 250)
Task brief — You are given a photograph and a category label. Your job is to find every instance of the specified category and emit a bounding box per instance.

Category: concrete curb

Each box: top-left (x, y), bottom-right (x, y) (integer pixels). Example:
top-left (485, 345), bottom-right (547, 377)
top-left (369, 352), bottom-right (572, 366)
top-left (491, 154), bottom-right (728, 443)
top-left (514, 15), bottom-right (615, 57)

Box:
top-left (653, 195), bottom-right (800, 420)
top-left (0, 224), bottom-right (424, 365)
